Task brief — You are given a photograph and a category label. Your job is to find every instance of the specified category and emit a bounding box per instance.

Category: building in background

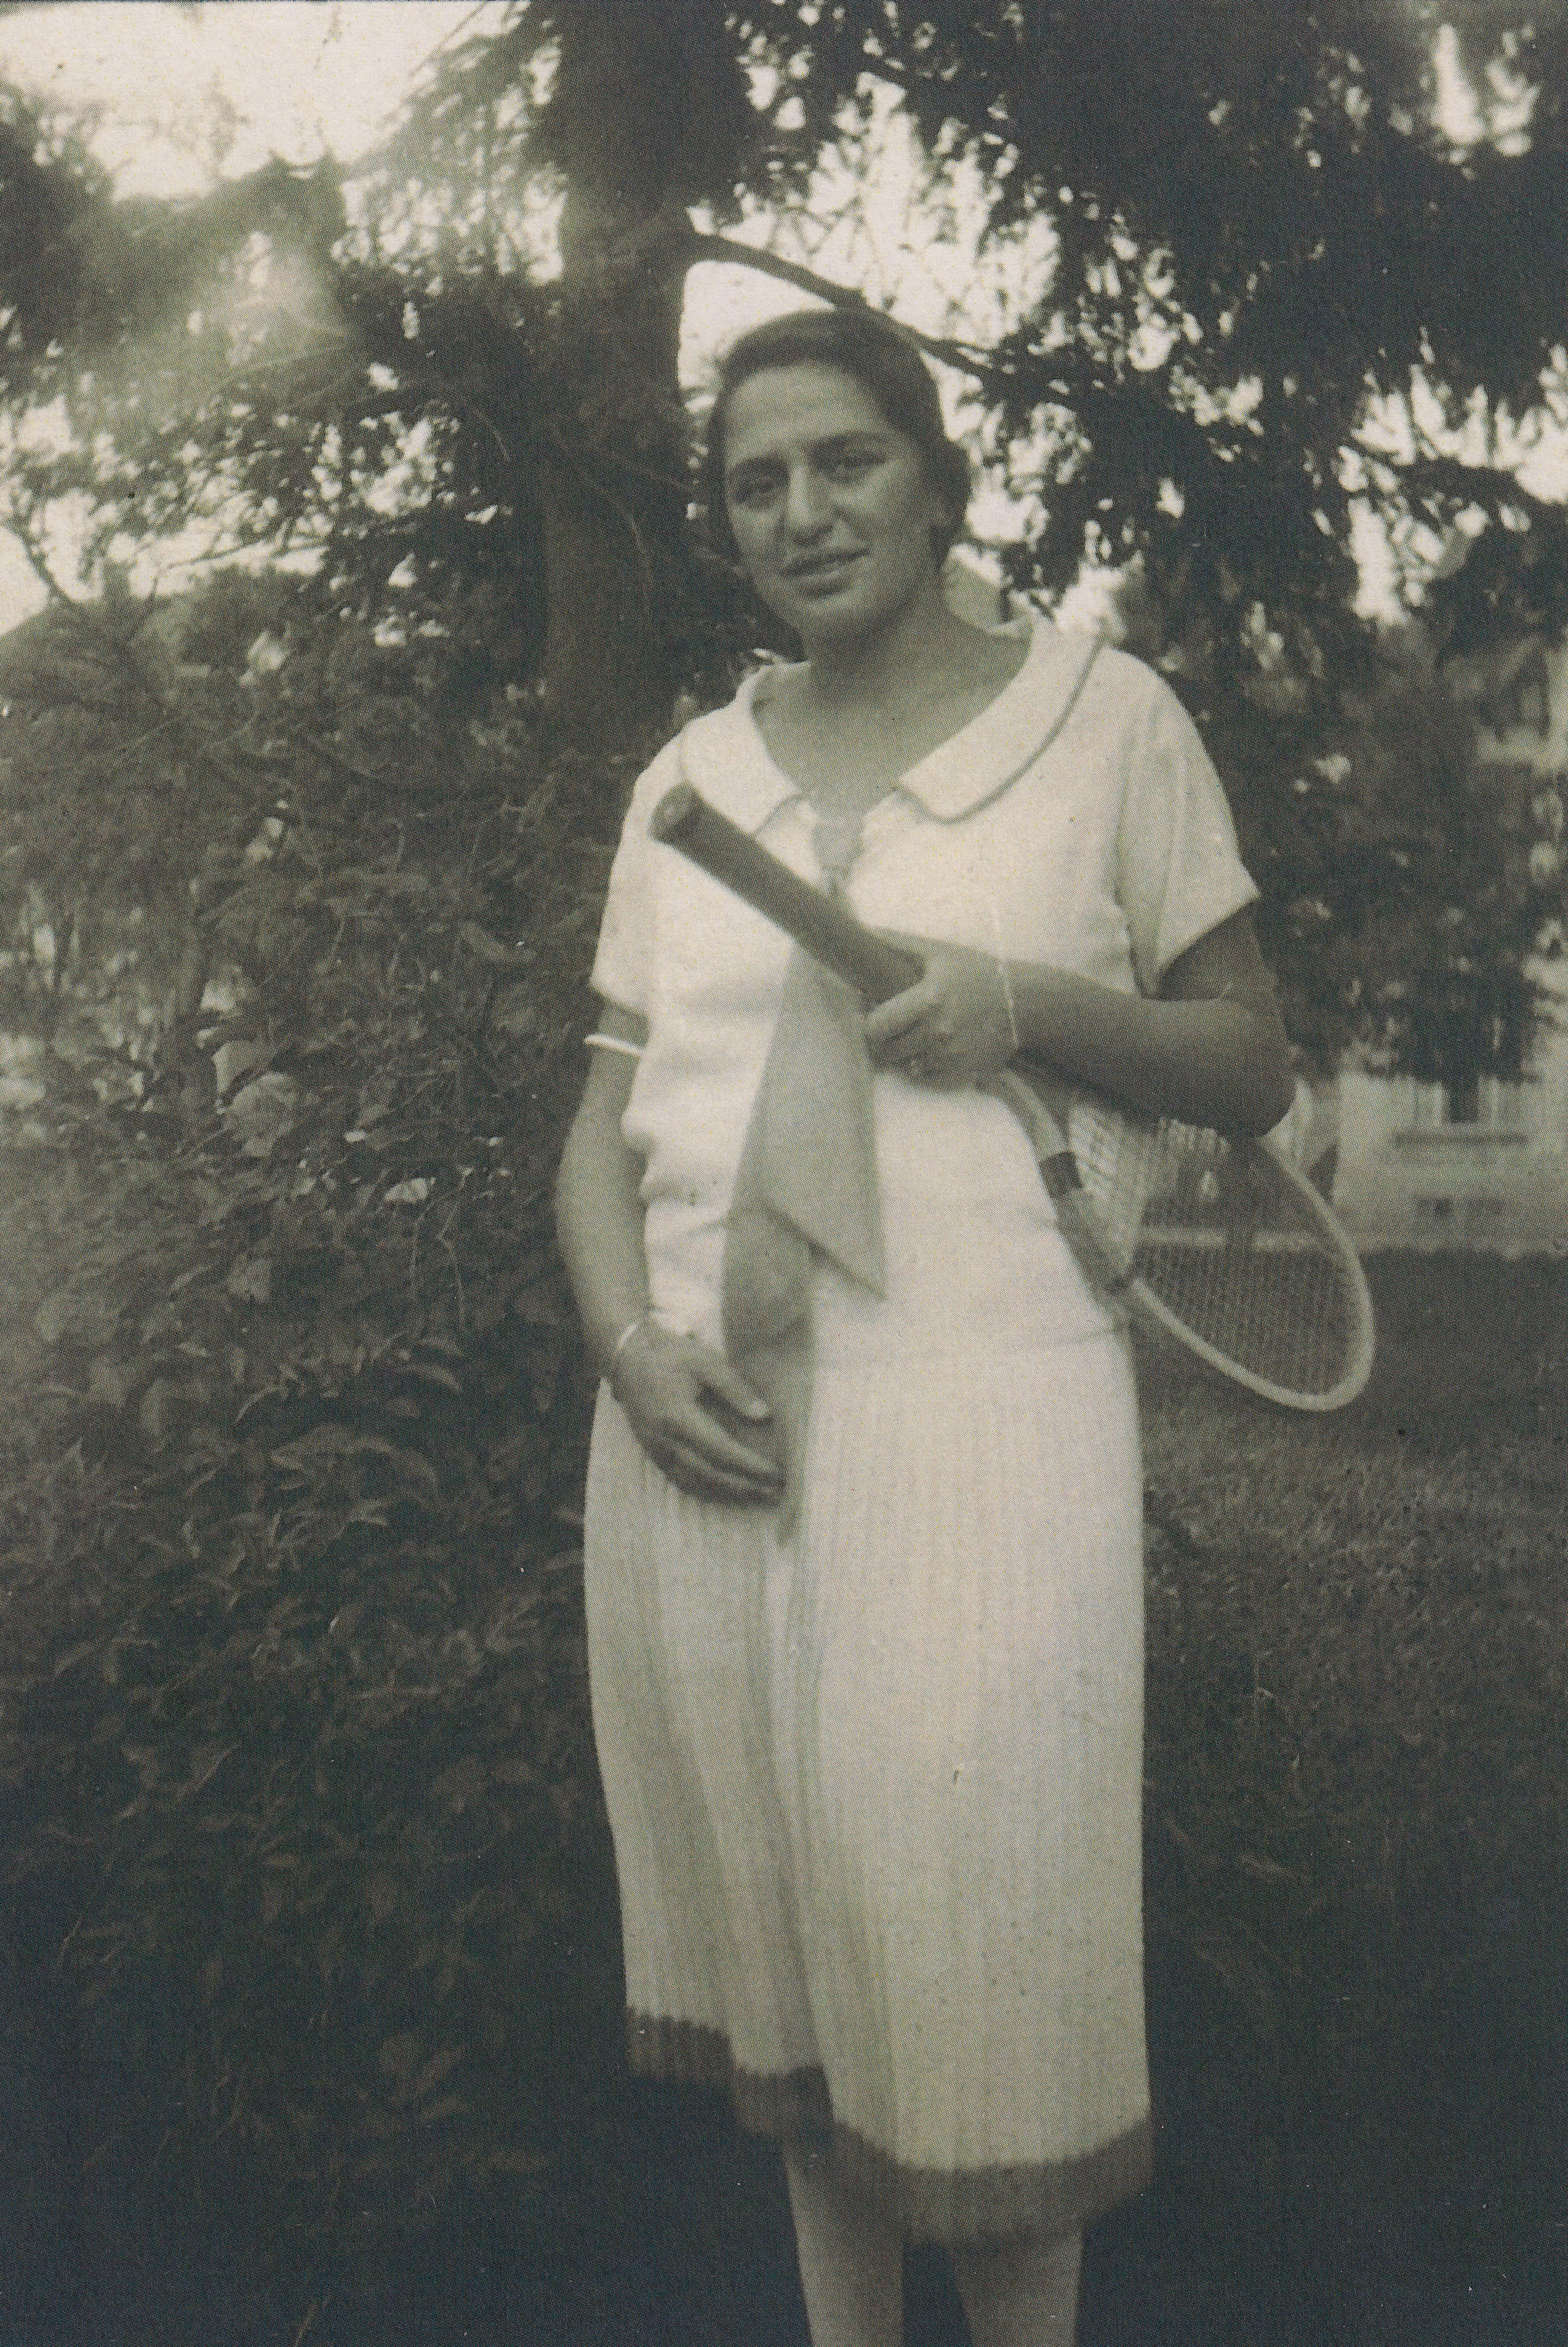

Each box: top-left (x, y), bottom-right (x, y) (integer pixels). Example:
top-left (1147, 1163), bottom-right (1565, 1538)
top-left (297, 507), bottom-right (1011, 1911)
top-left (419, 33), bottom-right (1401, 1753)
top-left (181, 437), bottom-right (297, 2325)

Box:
top-left (1332, 995), bottom-right (1568, 1251)
top-left (1331, 628), bottom-right (1568, 1253)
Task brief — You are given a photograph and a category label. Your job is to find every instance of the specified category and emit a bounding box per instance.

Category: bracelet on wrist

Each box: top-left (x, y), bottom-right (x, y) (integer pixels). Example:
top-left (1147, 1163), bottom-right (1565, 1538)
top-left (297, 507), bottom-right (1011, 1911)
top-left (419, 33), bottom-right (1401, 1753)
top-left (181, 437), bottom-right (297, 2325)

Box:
top-left (606, 1309), bottom-right (655, 1379)
top-left (985, 906), bottom-right (1022, 1056)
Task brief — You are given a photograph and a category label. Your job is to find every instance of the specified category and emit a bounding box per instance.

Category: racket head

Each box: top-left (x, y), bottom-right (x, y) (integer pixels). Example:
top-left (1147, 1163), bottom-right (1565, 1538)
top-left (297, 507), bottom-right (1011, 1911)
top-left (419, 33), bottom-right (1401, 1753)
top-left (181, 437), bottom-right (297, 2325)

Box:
top-left (996, 1078), bottom-right (1374, 1411)
top-left (1123, 1124), bottom-right (1374, 1410)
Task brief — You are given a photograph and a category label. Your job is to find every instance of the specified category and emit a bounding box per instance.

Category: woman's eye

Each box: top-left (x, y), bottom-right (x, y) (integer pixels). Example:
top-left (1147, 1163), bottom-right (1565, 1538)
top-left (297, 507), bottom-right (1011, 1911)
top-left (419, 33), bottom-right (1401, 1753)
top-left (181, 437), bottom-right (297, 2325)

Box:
top-left (729, 473), bottom-right (781, 507)
top-left (825, 447), bottom-right (880, 478)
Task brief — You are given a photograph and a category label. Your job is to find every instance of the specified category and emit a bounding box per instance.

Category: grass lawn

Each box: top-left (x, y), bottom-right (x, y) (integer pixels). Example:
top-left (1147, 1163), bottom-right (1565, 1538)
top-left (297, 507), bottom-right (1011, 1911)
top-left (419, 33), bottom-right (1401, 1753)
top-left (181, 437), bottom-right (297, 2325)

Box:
top-left (1106, 1251), bottom-right (1568, 2347)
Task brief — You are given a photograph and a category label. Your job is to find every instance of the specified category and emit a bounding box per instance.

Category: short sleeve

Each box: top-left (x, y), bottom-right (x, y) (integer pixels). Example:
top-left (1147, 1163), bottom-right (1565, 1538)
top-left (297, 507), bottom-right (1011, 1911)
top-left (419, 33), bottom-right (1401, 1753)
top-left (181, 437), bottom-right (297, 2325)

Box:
top-left (1117, 677), bottom-right (1259, 995)
top-left (588, 740), bottom-right (682, 1015)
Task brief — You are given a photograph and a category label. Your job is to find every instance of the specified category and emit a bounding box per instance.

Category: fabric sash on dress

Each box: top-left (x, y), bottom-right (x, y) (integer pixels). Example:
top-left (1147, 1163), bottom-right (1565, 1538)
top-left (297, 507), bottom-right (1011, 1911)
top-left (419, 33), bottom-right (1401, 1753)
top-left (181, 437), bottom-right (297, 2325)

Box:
top-left (720, 945), bottom-right (884, 1535)
top-left (711, 629), bottom-right (1103, 1535)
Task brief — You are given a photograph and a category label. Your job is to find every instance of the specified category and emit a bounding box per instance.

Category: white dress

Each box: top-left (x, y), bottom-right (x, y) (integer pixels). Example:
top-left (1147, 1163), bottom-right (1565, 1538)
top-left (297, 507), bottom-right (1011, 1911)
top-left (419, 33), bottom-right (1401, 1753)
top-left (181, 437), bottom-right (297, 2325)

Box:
top-left (583, 623), bottom-right (1258, 2244)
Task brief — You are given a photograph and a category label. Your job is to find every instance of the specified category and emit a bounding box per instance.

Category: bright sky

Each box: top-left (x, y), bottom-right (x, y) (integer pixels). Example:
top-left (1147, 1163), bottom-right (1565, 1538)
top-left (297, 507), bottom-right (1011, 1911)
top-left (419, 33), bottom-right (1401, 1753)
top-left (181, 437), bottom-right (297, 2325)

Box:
top-left (0, 2), bottom-right (511, 631)
top-left (0, 2), bottom-right (1561, 639)
top-left (0, 0), bottom-right (485, 193)
top-left (0, 1), bottom-right (828, 632)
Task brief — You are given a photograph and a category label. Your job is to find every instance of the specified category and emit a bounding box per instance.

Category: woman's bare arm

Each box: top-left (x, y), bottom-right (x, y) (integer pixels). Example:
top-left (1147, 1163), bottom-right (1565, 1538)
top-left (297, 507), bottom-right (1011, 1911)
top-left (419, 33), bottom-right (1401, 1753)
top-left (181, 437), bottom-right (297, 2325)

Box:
top-left (864, 909), bottom-right (1295, 1134)
top-left (555, 1009), bottom-right (654, 1378)
top-left (555, 1003), bottom-right (782, 1504)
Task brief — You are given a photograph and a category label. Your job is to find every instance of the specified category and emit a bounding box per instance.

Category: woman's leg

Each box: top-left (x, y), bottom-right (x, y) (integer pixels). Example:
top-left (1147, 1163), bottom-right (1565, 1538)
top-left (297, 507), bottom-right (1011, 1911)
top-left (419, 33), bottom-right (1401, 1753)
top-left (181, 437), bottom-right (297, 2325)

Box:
top-left (949, 2229), bottom-right (1082, 2347)
top-left (783, 2140), bottom-right (902, 2347)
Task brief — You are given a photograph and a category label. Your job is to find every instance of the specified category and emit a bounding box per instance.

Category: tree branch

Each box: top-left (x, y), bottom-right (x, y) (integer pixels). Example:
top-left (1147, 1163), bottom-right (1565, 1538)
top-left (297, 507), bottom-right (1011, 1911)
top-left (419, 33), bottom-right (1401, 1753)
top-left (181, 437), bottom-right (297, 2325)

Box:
top-left (1, 505), bottom-right (285, 820)
top-left (679, 230), bottom-right (1004, 386)
top-left (6, 511), bottom-right (85, 610)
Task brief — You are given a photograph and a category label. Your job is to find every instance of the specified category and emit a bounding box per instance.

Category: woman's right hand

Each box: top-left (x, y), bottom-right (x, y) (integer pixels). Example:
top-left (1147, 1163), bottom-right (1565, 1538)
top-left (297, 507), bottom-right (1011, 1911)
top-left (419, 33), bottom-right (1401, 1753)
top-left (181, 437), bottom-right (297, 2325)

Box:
top-left (611, 1323), bottom-right (783, 1506)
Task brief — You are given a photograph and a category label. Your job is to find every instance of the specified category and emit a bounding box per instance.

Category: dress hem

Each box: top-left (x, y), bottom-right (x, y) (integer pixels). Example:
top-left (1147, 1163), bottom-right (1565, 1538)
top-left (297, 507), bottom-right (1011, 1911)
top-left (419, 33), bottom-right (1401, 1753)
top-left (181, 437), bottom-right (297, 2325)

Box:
top-left (626, 2010), bottom-right (1153, 2246)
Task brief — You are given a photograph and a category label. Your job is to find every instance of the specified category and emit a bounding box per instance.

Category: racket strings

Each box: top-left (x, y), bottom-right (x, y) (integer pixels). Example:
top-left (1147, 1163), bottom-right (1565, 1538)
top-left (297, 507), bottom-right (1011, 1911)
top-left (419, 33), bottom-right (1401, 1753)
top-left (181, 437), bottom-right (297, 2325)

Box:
top-left (1069, 1109), bottom-right (1363, 1399)
top-left (1066, 1100), bottom-right (1161, 1275)
top-left (1145, 1232), bottom-right (1353, 1392)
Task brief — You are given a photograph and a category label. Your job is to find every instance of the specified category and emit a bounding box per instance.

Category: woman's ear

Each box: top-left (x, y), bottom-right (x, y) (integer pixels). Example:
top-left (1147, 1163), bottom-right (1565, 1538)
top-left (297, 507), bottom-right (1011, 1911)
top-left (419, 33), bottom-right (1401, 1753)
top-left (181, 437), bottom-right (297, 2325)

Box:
top-left (926, 498), bottom-right (962, 563)
top-left (926, 480), bottom-right (958, 534)
top-left (919, 461), bottom-right (964, 560)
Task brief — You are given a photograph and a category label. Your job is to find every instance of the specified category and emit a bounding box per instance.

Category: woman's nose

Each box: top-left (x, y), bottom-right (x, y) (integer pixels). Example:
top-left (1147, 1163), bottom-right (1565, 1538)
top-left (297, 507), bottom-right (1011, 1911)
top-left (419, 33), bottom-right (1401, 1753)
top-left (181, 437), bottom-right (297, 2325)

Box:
top-left (783, 463), bottom-right (831, 538)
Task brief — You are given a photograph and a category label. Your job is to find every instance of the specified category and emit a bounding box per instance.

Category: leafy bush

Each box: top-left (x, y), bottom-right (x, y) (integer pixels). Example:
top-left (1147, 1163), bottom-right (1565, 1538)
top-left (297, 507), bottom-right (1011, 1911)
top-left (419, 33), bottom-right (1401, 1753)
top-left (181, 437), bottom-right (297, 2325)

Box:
top-left (0, 573), bottom-right (640, 2324)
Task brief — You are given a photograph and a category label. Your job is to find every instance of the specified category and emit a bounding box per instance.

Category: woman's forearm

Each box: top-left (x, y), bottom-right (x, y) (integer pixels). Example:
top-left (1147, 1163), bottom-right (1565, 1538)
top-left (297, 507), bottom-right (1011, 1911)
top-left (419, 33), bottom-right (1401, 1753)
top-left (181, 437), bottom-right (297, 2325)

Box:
top-left (555, 1074), bottom-right (652, 1377)
top-left (1009, 963), bottom-right (1294, 1133)
top-left (867, 910), bottom-right (1294, 1132)
top-left (555, 1055), bottom-right (784, 1504)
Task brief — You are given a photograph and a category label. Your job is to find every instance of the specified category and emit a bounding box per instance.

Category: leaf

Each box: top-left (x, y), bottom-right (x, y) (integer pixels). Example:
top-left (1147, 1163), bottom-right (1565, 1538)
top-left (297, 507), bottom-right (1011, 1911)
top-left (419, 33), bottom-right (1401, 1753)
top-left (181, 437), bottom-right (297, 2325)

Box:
top-left (411, 2045), bottom-right (466, 2102)
top-left (211, 1039), bottom-right (270, 1096)
top-left (270, 1426), bottom-right (397, 1471)
top-left (225, 1072), bottom-right (298, 1157)
top-left (384, 1178), bottom-right (432, 1206)
top-left (338, 1501), bottom-right (390, 1532)
top-left (487, 1431), bottom-right (540, 1483)
top-left (34, 1289), bottom-right (118, 1348)
top-left (138, 1378), bottom-right (173, 1444)
top-left (225, 1253), bottom-right (274, 1304)
top-left (458, 920), bottom-right (528, 970)
top-left (87, 1356), bottom-right (131, 1410)
top-left (1237, 1852), bottom-right (1299, 1886)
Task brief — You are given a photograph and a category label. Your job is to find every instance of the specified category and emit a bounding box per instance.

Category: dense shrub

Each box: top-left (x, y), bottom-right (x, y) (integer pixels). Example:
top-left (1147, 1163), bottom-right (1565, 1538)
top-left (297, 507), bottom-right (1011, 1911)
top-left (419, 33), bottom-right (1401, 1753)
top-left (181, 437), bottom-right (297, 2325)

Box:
top-left (0, 574), bottom-right (644, 2323)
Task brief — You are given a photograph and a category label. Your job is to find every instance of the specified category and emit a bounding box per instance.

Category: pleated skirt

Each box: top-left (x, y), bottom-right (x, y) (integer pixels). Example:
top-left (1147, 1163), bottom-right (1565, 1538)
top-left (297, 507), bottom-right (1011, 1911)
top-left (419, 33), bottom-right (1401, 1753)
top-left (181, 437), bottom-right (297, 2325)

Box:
top-left (583, 1187), bottom-right (1152, 2246)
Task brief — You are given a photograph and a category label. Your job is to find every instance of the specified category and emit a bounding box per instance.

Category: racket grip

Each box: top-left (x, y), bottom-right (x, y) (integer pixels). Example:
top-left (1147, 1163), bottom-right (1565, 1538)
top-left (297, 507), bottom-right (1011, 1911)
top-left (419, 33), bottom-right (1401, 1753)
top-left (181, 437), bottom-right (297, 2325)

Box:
top-left (987, 1067), bottom-right (1136, 1296)
top-left (652, 780), bottom-right (923, 1007)
top-left (1052, 1175), bottom-right (1136, 1296)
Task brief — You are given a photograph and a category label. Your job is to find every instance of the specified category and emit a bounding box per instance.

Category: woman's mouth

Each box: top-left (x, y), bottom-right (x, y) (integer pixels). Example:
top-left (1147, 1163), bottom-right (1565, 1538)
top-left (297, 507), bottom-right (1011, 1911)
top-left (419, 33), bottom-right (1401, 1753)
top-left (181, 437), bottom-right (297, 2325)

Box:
top-left (784, 551), bottom-right (863, 591)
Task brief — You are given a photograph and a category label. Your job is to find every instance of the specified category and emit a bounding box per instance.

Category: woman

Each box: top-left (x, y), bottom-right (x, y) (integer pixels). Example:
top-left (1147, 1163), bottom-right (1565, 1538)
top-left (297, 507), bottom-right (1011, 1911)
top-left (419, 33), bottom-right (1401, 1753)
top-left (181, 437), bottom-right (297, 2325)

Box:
top-left (556, 307), bottom-right (1293, 2347)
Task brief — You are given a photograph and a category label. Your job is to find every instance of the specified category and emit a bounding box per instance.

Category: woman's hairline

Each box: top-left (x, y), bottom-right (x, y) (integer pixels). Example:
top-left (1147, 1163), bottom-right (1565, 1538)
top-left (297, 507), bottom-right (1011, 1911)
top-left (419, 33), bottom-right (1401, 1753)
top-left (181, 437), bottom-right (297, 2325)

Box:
top-left (701, 311), bottom-right (971, 564)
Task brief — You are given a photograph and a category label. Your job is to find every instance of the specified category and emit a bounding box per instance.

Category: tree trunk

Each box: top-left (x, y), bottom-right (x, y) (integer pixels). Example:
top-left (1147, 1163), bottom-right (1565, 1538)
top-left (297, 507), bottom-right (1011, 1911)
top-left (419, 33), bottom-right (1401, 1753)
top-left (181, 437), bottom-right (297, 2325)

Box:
top-left (539, 4), bottom-right (704, 761)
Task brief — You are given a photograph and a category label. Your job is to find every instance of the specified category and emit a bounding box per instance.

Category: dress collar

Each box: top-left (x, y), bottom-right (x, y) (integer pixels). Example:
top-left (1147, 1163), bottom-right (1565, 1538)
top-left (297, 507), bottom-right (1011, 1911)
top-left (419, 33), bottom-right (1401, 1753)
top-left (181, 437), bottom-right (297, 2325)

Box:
top-left (675, 619), bottom-right (1102, 835)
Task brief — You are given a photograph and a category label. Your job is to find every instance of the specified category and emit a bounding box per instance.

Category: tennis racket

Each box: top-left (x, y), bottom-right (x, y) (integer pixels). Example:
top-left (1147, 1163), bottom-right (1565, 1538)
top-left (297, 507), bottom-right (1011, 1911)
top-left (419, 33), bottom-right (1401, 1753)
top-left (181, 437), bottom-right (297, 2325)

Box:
top-left (651, 779), bottom-right (1375, 1412)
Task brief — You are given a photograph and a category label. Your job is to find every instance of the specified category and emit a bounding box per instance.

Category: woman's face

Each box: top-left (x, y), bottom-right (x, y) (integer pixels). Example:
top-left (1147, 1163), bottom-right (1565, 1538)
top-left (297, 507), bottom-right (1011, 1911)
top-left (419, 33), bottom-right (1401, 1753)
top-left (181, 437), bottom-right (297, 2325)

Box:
top-left (721, 363), bottom-right (952, 646)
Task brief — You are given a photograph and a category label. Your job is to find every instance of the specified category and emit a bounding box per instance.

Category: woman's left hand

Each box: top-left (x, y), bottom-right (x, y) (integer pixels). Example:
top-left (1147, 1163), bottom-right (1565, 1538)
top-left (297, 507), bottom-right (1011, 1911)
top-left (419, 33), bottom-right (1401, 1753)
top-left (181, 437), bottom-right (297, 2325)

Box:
top-left (863, 935), bottom-right (1020, 1088)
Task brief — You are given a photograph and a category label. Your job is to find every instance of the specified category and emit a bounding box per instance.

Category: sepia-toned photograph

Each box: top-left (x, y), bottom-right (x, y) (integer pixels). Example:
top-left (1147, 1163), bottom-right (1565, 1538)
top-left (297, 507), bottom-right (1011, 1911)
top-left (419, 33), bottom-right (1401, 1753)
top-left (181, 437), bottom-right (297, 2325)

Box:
top-left (0, 5), bottom-right (1563, 2342)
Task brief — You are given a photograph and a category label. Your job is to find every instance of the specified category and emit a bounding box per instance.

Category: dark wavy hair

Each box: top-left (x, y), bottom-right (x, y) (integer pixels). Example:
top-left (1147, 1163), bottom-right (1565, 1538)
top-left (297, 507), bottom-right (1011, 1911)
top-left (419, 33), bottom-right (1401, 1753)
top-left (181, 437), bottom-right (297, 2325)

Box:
top-left (700, 306), bottom-right (973, 568)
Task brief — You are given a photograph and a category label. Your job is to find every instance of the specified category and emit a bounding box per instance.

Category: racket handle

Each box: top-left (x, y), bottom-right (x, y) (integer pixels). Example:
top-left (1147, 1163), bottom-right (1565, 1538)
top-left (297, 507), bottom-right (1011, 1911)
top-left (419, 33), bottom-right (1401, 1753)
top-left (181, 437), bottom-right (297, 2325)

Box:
top-left (652, 780), bottom-right (923, 1007)
top-left (989, 1068), bottom-right (1136, 1295)
top-left (1053, 1180), bottom-right (1136, 1296)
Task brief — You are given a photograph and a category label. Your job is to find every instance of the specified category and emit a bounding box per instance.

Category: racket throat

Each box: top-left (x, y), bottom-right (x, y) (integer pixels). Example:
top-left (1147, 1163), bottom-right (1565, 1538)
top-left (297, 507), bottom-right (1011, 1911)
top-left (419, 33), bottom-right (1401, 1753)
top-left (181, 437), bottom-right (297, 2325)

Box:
top-left (1056, 1185), bottom-right (1137, 1295)
top-left (1038, 1148), bottom-right (1082, 1202)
